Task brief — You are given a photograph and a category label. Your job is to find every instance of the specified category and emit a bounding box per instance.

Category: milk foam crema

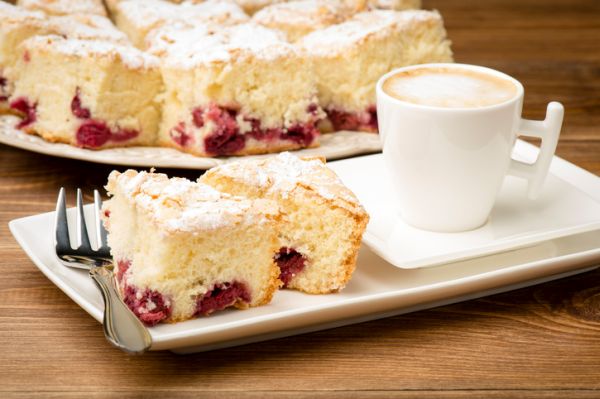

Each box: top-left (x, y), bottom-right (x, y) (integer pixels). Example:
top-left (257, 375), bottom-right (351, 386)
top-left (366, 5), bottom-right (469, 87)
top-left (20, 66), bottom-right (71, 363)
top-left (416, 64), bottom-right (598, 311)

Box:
top-left (382, 67), bottom-right (518, 108)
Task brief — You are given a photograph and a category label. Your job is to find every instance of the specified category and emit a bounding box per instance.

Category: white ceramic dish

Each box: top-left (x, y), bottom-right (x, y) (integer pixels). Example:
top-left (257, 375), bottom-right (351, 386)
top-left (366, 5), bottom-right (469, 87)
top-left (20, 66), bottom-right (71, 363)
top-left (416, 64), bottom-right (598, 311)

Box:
top-left (328, 140), bottom-right (600, 269)
top-left (0, 115), bottom-right (381, 169)
top-left (9, 207), bottom-right (600, 353)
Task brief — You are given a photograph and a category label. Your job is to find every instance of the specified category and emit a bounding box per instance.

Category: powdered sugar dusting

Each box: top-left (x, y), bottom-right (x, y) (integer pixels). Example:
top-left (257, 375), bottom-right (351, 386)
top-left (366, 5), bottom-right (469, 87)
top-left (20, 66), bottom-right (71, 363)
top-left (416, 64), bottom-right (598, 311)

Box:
top-left (252, 0), bottom-right (352, 25)
top-left (156, 23), bottom-right (294, 68)
top-left (17, 0), bottom-right (107, 16)
top-left (0, 2), bottom-right (46, 19)
top-left (118, 0), bottom-right (248, 27)
top-left (299, 9), bottom-right (440, 55)
top-left (107, 170), bottom-right (278, 232)
top-left (47, 14), bottom-right (129, 44)
top-left (23, 35), bottom-right (159, 69)
top-left (252, 0), bottom-right (353, 29)
top-left (210, 152), bottom-right (364, 210)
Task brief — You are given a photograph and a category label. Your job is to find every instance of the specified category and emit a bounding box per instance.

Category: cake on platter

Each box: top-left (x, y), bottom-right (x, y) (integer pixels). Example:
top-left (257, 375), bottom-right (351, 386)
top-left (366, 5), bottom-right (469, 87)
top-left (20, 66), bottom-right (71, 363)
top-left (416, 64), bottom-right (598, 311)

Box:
top-left (148, 22), bottom-right (324, 157)
top-left (0, 3), bottom-right (127, 113)
top-left (297, 9), bottom-right (453, 132)
top-left (8, 35), bottom-right (162, 148)
top-left (102, 169), bottom-right (283, 324)
top-left (0, 0), bottom-right (454, 158)
top-left (102, 152), bottom-right (369, 324)
top-left (201, 152), bottom-right (369, 294)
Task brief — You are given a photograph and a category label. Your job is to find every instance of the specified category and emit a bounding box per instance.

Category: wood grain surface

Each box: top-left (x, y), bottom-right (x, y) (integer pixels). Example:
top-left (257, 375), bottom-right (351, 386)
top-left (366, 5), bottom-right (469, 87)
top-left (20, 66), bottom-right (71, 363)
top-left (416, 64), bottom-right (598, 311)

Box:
top-left (1, 0), bottom-right (599, 398)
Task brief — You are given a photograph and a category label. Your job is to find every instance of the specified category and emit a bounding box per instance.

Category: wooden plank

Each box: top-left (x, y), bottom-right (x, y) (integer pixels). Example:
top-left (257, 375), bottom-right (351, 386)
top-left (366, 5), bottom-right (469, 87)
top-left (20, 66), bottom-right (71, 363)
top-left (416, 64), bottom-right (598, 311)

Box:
top-left (0, 0), bottom-right (599, 396)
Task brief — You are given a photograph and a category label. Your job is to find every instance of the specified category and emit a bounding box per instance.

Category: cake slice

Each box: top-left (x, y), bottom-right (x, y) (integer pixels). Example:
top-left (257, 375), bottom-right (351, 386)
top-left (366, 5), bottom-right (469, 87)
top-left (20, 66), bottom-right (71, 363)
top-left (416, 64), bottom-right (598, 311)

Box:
top-left (201, 152), bottom-right (369, 294)
top-left (151, 23), bottom-right (324, 157)
top-left (0, 4), bottom-right (128, 114)
top-left (298, 10), bottom-right (452, 132)
top-left (102, 170), bottom-right (282, 325)
top-left (252, 0), bottom-right (356, 42)
top-left (0, 3), bottom-right (45, 113)
top-left (16, 0), bottom-right (108, 16)
top-left (112, 0), bottom-right (248, 49)
top-left (8, 35), bottom-right (162, 148)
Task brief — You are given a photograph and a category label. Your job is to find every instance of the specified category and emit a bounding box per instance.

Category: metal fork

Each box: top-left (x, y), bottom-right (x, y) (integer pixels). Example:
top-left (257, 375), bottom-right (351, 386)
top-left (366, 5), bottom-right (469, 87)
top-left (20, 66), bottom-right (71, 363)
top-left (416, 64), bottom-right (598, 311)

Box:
top-left (55, 188), bottom-right (151, 354)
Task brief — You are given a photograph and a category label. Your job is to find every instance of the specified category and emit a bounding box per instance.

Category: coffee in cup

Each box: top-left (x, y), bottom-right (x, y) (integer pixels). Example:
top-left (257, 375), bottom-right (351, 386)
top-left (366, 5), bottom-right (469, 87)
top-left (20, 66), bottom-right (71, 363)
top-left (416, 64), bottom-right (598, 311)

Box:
top-left (376, 63), bottom-right (564, 233)
top-left (382, 66), bottom-right (518, 108)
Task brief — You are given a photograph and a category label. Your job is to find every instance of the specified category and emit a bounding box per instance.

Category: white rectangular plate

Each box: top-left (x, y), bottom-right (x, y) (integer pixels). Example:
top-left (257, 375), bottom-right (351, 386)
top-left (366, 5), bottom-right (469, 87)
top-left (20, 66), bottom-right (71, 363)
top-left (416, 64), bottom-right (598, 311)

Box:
top-left (9, 210), bottom-right (600, 353)
top-left (0, 115), bottom-right (381, 169)
top-left (328, 140), bottom-right (600, 269)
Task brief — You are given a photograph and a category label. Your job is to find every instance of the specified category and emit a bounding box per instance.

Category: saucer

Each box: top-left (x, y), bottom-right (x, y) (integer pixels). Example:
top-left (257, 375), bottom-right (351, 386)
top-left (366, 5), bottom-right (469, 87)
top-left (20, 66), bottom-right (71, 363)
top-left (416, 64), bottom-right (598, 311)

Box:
top-left (327, 140), bottom-right (600, 269)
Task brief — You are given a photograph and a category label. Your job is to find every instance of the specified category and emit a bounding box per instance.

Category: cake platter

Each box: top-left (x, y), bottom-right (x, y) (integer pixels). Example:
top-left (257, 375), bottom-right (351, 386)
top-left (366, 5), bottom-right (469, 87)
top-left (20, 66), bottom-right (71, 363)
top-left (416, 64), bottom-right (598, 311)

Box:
top-left (0, 115), bottom-right (382, 169)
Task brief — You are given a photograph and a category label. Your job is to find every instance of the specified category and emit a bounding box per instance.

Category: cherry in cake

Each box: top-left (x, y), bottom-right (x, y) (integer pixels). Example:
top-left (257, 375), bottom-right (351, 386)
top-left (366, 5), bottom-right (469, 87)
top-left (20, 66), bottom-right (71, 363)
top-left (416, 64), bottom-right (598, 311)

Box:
top-left (9, 97), bottom-right (37, 128)
top-left (102, 169), bottom-right (283, 324)
top-left (201, 152), bottom-right (369, 294)
top-left (298, 9), bottom-right (453, 133)
top-left (275, 247), bottom-right (307, 287)
top-left (150, 23), bottom-right (325, 157)
top-left (170, 102), bottom-right (320, 156)
top-left (327, 105), bottom-right (378, 132)
top-left (9, 35), bottom-right (162, 148)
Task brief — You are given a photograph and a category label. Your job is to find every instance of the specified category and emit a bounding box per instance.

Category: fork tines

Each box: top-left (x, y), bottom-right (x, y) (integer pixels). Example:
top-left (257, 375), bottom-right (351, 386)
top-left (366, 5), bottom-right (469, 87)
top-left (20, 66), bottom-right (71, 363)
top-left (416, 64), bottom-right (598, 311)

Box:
top-left (55, 188), bottom-right (111, 259)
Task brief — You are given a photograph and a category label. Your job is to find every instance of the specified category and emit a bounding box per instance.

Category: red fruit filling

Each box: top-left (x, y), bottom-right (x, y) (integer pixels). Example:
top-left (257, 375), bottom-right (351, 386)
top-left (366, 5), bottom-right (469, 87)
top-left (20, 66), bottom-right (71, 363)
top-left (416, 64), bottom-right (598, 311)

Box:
top-left (203, 104), bottom-right (245, 155)
top-left (70, 90), bottom-right (140, 148)
top-left (275, 247), bottom-right (307, 287)
top-left (116, 259), bottom-right (130, 284)
top-left (75, 120), bottom-right (139, 149)
top-left (327, 106), bottom-right (378, 133)
top-left (0, 76), bottom-right (7, 102)
top-left (170, 122), bottom-right (193, 147)
top-left (284, 123), bottom-right (319, 146)
top-left (70, 88), bottom-right (91, 119)
top-left (195, 281), bottom-right (251, 316)
top-left (177, 103), bottom-right (321, 156)
top-left (122, 284), bottom-right (172, 326)
top-left (10, 97), bottom-right (37, 128)
top-left (307, 103), bottom-right (319, 115)
top-left (76, 120), bottom-right (111, 148)
top-left (115, 259), bottom-right (171, 326)
top-left (191, 107), bottom-right (204, 128)
top-left (111, 128), bottom-right (139, 142)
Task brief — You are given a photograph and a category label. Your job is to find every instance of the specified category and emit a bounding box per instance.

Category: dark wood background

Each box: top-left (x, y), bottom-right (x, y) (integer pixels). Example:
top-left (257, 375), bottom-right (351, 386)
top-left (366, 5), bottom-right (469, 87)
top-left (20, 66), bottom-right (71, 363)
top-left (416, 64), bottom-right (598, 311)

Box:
top-left (1, 0), bottom-right (599, 397)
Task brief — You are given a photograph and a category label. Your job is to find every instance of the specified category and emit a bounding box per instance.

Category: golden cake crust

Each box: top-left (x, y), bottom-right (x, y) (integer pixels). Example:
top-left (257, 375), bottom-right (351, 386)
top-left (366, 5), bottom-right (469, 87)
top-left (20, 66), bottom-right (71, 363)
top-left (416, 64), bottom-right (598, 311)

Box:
top-left (201, 152), bottom-right (369, 294)
top-left (104, 169), bottom-right (284, 322)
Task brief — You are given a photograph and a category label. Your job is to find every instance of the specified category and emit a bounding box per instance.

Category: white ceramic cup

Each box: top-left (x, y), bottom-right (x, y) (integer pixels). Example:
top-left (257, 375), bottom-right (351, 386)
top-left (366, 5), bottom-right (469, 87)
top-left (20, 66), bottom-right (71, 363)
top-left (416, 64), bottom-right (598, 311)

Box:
top-left (376, 63), bottom-right (564, 232)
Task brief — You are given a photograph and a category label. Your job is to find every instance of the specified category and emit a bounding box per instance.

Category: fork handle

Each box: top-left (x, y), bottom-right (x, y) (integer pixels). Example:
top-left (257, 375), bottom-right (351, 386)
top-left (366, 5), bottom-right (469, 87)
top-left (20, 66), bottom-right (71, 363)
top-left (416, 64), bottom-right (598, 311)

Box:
top-left (89, 266), bottom-right (152, 354)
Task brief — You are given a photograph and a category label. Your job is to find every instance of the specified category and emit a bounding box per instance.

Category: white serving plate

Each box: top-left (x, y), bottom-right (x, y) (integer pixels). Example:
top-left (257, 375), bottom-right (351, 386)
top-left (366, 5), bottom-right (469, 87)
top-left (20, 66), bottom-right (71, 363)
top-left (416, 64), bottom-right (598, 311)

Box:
top-left (328, 140), bottom-right (600, 269)
top-left (9, 207), bottom-right (600, 353)
top-left (0, 115), bottom-right (381, 169)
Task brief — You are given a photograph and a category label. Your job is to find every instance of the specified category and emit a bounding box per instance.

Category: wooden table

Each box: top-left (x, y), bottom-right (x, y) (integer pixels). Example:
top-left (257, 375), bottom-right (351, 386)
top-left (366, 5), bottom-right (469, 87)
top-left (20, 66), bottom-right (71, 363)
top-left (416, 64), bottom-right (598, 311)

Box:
top-left (1, 0), bottom-right (599, 397)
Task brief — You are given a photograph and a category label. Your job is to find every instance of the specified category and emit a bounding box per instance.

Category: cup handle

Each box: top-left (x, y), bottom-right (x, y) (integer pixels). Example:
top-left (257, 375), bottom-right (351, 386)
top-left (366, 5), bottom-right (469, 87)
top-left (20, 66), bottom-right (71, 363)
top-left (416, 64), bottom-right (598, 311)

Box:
top-left (507, 101), bottom-right (564, 200)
